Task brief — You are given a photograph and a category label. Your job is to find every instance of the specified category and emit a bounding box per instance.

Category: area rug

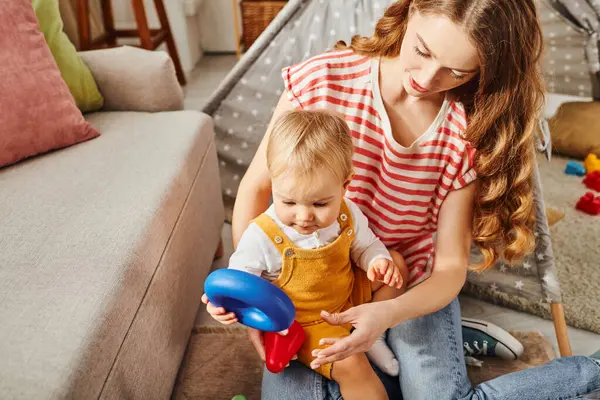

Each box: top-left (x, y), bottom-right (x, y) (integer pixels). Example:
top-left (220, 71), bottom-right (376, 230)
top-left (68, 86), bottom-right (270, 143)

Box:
top-left (522, 155), bottom-right (600, 334)
top-left (172, 327), bottom-right (555, 400)
top-left (172, 326), bottom-right (262, 400)
top-left (467, 331), bottom-right (556, 386)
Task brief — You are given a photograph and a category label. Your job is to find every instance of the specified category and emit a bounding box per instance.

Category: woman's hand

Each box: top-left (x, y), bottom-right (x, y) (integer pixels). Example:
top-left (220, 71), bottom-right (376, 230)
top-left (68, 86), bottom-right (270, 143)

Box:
top-left (247, 327), bottom-right (267, 361)
top-left (309, 302), bottom-right (393, 369)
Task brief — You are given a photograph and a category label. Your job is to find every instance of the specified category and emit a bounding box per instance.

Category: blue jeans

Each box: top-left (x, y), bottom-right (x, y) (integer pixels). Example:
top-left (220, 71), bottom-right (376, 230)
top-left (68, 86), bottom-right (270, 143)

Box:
top-left (261, 298), bottom-right (600, 400)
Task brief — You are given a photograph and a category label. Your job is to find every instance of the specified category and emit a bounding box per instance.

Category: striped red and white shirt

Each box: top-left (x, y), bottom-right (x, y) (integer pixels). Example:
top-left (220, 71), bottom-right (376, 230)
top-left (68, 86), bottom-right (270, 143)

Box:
top-left (282, 49), bottom-right (477, 287)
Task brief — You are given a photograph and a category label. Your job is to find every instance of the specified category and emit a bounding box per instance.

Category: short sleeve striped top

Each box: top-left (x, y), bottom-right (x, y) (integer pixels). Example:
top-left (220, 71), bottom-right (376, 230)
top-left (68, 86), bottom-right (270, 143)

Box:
top-left (282, 49), bottom-right (477, 287)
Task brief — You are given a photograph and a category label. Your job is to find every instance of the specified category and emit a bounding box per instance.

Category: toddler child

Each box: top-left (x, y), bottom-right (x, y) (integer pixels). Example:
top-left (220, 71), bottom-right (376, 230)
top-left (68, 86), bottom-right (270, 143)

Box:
top-left (204, 110), bottom-right (408, 400)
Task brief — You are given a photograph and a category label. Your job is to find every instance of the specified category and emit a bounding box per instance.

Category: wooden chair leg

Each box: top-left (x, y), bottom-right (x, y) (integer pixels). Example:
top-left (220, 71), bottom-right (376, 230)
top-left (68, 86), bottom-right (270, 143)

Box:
top-left (77, 0), bottom-right (92, 50)
top-left (214, 238), bottom-right (224, 260)
top-left (100, 0), bottom-right (117, 46)
top-left (131, 0), bottom-right (153, 50)
top-left (551, 303), bottom-right (573, 357)
top-left (153, 0), bottom-right (187, 85)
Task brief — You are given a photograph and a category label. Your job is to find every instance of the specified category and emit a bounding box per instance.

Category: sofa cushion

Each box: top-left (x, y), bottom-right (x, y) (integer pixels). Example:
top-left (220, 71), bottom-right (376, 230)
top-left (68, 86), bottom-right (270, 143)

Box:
top-left (0, 0), bottom-right (99, 168)
top-left (33, 0), bottom-right (104, 112)
top-left (0, 111), bottom-right (214, 398)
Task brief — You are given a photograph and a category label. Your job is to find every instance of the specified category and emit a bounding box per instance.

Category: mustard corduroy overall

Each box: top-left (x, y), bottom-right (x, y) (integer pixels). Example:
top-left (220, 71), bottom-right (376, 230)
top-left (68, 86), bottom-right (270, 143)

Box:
top-left (253, 200), bottom-right (372, 379)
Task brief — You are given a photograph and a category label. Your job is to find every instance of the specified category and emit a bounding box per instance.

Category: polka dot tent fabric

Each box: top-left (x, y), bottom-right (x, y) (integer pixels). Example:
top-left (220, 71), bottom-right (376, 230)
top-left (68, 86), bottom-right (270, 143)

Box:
top-left (202, 0), bottom-right (597, 319)
top-left (204, 0), bottom-right (395, 204)
top-left (540, 0), bottom-right (599, 99)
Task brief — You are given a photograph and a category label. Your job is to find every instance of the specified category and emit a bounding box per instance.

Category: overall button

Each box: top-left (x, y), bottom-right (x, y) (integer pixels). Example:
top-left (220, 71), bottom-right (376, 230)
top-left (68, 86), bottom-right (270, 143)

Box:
top-left (339, 213), bottom-right (348, 222)
top-left (274, 236), bottom-right (283, 244)
top-left (285, 248), bottom-right (295, 257)
top-left (346, 229), bottom-right (354, 236)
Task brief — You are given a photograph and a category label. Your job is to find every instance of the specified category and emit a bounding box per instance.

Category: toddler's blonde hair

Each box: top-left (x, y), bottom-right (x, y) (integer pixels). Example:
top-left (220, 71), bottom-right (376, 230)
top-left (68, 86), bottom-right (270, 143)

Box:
top-left (266, 110), bottom-right (354, 188)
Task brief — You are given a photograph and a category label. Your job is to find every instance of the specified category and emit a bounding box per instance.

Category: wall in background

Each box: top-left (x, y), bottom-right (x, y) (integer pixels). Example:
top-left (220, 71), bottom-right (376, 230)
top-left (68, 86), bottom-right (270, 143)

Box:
top-left (111, 0), bottom-right (204, 74)
top-left (61, 0), bottom-right (238, 73)
top-left (198, 0), bottom-right (240, 53)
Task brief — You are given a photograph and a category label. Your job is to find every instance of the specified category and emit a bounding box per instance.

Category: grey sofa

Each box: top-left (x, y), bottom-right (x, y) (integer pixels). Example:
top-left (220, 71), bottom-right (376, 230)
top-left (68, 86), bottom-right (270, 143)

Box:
top-left (0, 46), bottom-right (224, 399)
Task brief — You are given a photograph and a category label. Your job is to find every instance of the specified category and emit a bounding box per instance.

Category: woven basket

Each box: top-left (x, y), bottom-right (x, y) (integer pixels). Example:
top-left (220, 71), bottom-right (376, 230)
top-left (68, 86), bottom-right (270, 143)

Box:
top-left (240, 1), bottom-right (287, 49)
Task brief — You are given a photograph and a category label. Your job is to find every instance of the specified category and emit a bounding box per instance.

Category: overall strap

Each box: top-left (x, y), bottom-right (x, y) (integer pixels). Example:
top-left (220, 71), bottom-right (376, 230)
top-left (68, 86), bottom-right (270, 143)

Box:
top-left (252, 213), bottom-right (294, 254)
top-left (338, 199), bottom-right (354, 236)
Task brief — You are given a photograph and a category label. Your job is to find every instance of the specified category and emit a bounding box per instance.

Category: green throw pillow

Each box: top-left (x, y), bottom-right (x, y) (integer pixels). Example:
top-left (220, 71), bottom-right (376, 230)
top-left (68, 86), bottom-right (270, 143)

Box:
top-left (32, 0), bottom-right (104, 112)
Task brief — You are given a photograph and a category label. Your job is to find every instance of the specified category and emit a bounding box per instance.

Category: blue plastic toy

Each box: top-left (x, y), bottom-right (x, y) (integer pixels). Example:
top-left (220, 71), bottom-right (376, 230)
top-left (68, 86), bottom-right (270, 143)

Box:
top-left (203, 269), bottom-right (296, 332)
top-left (565, 160), bottom-right (586, 176)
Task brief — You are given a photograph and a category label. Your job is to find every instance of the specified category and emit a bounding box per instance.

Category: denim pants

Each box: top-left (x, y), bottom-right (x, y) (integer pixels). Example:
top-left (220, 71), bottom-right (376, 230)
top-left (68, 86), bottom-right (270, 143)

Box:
top-left (261, 298), bottom-right (600, 400)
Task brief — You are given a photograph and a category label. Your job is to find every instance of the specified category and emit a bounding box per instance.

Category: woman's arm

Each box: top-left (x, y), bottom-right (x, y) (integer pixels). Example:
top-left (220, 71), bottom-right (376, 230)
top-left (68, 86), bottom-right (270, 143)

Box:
top-left (231, 92), bottom-right (294, 248)
top-left (311, 182), bottom-right (477, 366)
top-left (383, 181), bottom-right (476, 325)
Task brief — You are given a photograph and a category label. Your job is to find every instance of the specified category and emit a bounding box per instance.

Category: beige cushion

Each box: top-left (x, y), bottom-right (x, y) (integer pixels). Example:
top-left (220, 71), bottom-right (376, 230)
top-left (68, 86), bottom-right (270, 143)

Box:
top-left (549, 101), bottom-right (600, 159)
top-left (0, 111), bottom-right (213, 398)
top-left (79, 46), bottom-right (184, 113)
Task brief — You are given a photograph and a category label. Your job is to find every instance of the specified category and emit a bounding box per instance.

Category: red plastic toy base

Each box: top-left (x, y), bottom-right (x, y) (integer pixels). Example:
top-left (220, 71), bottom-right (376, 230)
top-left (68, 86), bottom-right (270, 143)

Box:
top-left (576, 192), bottom-right (600, 216)
top-left (264, 320), bottom-right (306, 374)
top-left (583, 171), bottom-right (600, 192)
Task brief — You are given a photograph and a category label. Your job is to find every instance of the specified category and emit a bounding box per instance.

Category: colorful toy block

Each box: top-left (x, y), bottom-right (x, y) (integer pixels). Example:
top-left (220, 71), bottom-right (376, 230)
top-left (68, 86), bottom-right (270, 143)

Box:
top-left (576, 192), bottom-right (600, 215)
top-left (583, 171), bottom-right (600, 192)
top-left (565, 160), bottom-right (586, 176)
top-left (584, 154), bottom-right (600, 174)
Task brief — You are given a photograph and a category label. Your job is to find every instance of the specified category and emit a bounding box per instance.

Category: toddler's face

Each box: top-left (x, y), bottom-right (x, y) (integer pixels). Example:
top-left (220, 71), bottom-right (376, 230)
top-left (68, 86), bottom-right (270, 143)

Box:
top-left (272, 169), bottom-right (350, 235)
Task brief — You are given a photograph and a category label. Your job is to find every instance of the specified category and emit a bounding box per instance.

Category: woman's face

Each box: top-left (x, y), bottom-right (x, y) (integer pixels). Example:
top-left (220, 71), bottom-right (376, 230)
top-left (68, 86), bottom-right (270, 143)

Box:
top-left (399, 11), bottom-right (480, 98)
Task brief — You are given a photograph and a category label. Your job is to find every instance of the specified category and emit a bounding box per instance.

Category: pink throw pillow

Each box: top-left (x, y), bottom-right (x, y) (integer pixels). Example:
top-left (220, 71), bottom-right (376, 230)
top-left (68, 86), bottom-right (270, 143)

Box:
top-left (0, 0), bottom-right (100, 168)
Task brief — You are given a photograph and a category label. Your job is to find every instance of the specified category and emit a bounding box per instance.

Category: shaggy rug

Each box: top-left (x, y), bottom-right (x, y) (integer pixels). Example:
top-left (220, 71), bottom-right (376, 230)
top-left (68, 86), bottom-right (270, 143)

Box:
top-left (526, 155), bottom-right (600, 334)
top-left (172, 327), bottom-right (555, 400)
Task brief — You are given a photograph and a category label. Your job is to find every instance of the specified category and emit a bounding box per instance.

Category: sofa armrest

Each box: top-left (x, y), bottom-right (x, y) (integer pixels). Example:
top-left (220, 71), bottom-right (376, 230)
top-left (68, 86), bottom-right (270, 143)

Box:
top-left (79, 46), bottom-right (184, 113)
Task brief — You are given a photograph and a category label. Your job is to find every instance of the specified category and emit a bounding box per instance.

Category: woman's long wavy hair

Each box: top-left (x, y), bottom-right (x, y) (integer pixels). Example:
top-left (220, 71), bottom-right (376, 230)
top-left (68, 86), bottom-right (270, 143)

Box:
top-left (336, 0), bottom-right (545, 270)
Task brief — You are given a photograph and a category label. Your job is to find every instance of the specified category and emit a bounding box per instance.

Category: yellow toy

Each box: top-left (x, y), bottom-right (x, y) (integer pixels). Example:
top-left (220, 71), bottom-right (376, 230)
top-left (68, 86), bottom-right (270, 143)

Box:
top-left (585, 154), bottom-right (600, 174)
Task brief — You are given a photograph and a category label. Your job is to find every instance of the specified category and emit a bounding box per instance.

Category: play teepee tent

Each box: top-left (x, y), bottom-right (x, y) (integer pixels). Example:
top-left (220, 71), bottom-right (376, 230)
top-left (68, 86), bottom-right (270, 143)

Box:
top-left (544, 0), bottom-right (600, 99)
top-left (203, 0), bottom-right (600, 357)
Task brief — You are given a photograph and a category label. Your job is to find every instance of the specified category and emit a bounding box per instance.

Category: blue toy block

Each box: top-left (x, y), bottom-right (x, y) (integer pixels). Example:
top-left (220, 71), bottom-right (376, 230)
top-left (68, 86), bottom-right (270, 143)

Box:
top-left (565, 160), bottom-right (586, 176)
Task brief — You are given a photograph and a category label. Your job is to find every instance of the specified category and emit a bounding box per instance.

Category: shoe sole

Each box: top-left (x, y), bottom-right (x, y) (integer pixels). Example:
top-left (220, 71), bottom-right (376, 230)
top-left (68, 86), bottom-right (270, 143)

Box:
top-left (462, 318), bottom-right (524, 360)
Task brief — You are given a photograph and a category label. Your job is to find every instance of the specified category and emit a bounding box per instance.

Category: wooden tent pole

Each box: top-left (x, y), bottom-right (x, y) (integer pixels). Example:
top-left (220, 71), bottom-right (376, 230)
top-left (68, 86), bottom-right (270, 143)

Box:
top-left (551, 303), bottom-right (573, 357)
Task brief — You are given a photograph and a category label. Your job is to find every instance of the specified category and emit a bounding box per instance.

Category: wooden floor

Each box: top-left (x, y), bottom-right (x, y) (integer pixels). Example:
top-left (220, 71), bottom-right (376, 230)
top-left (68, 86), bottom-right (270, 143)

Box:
top-left (186, 55), bottom-right (600, 357)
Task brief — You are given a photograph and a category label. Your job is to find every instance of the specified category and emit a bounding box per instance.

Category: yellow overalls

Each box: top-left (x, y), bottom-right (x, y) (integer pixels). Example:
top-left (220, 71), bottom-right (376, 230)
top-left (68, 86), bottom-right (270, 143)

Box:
top-left (253, 200), bottom-right (372, 379)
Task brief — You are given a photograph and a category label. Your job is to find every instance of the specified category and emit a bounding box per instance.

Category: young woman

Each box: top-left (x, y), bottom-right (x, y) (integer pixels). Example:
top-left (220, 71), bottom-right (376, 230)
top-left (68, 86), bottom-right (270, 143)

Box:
top-left (232, 0), bottom-right (600, 398)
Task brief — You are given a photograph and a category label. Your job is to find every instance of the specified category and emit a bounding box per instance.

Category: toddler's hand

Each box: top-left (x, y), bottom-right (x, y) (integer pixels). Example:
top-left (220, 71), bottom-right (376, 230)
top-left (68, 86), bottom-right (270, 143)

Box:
top-left (201, 293), bottom-right (238, 325)
top-left (367, 259), bottom-right (403, 289)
